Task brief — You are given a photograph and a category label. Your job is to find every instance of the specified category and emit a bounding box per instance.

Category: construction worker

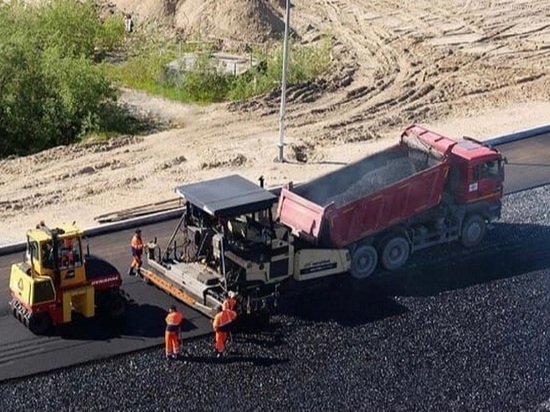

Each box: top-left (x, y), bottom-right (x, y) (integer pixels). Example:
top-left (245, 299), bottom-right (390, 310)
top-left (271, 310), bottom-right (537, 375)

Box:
top-left (165, 305), bottom-right (183, 359)
top-left (222, 291), bottom-right (238, 311)
top-left (60, 238), bottom-right (75, 268)
top-left (212, 304), bottom-right (237, 358)
top-left (42, 241), bottom-right (54, 269)
top-left (128, 229), bottom-right (144, 276)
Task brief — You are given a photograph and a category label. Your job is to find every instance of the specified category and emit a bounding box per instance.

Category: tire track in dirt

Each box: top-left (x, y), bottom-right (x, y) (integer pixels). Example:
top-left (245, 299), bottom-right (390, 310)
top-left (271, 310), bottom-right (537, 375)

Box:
top-left (283, 0), bottom-right (550, 145)
top-left (282, 0), bottom-right (456, 140)
top-left (283, 0), bottom-right (419, 142)
top-left (228, 0), bottom-right (548, 147)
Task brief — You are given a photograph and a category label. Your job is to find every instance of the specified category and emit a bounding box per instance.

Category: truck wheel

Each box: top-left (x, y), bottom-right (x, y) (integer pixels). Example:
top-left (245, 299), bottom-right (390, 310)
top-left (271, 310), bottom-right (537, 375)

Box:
top-left (105, 294), bottom-right (127, 320)
top-left (350, 245), bottom-right (378, 279)
top-left (461, 214), bottom-right (486, 248)
top-left (28, 313), bottom-right (52, 335)
top-left (379, 235), bottom-right (410, 271)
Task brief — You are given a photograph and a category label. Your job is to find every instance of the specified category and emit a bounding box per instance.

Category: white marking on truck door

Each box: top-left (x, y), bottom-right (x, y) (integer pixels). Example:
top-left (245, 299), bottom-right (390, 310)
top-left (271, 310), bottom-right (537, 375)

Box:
top-left (469, 182), bottom-right (478, 192)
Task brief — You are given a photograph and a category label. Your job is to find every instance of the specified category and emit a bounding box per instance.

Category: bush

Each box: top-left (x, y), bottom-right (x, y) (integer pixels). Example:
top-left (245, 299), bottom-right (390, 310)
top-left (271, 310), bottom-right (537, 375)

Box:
top-left (0, 0), bottom-right (126, 158)
top-left (109, 37), bottom-right (334, 104)
top-left (98, 15), bottom-right (126, 52)
top-left (36, 0), bottom-right (100, 59)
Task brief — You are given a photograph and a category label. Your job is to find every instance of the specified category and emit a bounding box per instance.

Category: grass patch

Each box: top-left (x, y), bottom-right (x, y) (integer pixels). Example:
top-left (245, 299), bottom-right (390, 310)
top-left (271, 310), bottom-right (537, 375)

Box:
top-left (107, 35), bottom-right (334, 104)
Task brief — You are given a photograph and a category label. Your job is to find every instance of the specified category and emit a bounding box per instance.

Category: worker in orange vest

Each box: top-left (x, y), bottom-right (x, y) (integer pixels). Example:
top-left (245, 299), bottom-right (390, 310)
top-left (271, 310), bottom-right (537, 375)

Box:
top-left (128, 229), bottom-right (145, 276)
top-left (165, 305), bottom-right (183, 359)
top-left (212, 304), bottom-right (237, 358)
top-left (222, 290), bottom-right (238, 311)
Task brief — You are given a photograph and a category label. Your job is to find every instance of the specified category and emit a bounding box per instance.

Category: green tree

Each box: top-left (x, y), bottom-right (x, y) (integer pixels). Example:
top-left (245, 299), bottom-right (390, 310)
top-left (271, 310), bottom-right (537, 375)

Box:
top-left (36, 0), bottom-right (100, 59)
top-left (0, 0), bottom-right (124, 158)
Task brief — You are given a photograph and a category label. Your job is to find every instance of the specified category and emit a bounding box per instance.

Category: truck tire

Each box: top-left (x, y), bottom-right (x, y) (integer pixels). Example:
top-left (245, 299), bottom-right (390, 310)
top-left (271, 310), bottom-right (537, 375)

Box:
top-left (28, 313), bottom-right (52, 335)
top-left (461, 214), bottom-right (486, 248)
top-left (350, 245), bottom-right (378, 279)
top-left (379, 235), bottom-right (410, 271)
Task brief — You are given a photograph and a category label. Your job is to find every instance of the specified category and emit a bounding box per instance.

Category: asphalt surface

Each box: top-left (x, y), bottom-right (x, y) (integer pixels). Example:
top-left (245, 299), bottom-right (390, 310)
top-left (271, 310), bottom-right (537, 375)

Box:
top-left (0, 134), bottom-right (548, 383)
top-left (0, 184), bottom-right (548, 411)
top-left (498, 133), bottom-right (550, 194)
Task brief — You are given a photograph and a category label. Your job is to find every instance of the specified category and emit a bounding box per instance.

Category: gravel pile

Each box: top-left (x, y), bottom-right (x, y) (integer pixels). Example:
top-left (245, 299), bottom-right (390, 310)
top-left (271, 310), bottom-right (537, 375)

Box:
top-left (1, 185), bottom-right (549, 411)
top-left (329, 157), bottom-right (416, 207)
top-left (326, 142), bottom-right (439, 208)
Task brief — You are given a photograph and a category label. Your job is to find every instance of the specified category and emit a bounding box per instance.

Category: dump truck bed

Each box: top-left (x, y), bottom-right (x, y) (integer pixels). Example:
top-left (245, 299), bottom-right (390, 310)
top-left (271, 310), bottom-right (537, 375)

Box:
top-left (277, 140), bottom-right (450, 248)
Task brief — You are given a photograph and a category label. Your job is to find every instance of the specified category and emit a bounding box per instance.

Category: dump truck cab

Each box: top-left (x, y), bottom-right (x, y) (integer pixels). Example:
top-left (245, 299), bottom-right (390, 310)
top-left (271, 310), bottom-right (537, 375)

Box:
top-left (404, 125), bottom-right (504, 207)
top-left (450, 142), bottom-right (504, 205)
top-left (9, 222), bottom-right (126, 334)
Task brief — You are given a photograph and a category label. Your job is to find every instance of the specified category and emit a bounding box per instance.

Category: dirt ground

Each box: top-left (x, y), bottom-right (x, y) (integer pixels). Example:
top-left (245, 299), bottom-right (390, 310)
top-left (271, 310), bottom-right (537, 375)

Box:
top-left (1, 0), bottom-right (550, 246)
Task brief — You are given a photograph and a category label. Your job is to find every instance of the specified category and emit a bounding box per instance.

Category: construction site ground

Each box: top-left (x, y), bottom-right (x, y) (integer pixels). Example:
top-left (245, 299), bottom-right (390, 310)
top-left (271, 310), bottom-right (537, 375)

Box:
top-left (1, 0), bottom-right (550, 246)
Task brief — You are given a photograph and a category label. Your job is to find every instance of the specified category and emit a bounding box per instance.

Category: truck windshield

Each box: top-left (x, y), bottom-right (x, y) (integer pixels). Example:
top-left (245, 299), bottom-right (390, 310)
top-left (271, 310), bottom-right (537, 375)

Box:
top-left (59, 237), bottom-right (82, 268)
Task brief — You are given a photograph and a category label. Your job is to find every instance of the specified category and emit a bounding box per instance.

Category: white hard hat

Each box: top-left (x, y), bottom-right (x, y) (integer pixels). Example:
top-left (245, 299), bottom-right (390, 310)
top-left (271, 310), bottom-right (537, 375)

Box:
top-left (228, 291), bottom-right (236, 298)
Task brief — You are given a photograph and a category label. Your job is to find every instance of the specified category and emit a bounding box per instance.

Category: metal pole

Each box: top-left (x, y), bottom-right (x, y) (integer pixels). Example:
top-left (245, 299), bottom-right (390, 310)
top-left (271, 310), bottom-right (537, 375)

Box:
top-left (220, 235), bottom-right (228, 292)
top-left (278, 0), bottom-right (291, 163)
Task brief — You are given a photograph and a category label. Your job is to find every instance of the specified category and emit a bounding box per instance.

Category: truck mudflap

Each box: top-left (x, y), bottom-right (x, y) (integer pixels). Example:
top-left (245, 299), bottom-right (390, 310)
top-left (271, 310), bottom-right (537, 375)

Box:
top-left (139, 268), bottom-right (218, 319)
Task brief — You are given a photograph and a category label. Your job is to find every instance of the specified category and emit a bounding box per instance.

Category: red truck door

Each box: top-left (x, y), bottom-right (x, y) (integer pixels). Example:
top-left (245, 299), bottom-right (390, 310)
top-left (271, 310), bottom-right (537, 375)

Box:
top-left (466, 157), bottom-right (503, 203)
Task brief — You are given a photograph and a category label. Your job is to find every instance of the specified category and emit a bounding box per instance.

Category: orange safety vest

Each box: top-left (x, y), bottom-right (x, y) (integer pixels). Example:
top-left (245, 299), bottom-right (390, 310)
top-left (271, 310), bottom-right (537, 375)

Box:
top-left (165, 311), bottom-right (183, 332)
top-left (213, 309), bottom-right (237, 333)
top-left (222, 297), bottom-right (237, 311)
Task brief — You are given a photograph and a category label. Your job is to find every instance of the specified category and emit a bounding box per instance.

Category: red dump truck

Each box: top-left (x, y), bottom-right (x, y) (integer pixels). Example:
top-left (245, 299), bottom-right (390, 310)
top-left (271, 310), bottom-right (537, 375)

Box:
top-left (140, 125), bottom-right (504, 321)
top-left (277, 125), bottom-right (505, 278)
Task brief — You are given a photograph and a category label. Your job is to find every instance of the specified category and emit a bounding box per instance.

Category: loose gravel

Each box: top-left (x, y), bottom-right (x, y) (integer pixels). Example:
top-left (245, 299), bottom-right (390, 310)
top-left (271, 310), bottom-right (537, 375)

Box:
top-left (1, 185), bottom-right (549, 411)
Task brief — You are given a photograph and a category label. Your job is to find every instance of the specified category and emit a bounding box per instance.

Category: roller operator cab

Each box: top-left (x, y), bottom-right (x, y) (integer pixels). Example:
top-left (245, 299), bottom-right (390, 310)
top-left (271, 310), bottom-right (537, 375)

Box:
top-left (142, 175), bottom-right (350, 321)
top-left (9, 222), bottom-right (127, 335)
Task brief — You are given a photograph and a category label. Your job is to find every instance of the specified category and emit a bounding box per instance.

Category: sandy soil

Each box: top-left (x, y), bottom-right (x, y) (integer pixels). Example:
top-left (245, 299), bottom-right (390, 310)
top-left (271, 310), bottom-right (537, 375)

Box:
top-left (1, 0), bottom-right (550, 246)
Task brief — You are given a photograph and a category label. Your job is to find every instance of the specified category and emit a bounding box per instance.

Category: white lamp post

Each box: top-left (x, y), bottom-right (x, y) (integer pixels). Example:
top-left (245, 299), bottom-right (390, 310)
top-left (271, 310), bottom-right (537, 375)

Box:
top-left (277, 0), bottom-right (291, 163)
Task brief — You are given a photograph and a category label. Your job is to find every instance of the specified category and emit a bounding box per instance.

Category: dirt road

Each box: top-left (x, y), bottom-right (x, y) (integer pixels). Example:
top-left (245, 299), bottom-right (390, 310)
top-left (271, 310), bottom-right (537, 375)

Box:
top-left (1, 0), bottom-right (549, 245)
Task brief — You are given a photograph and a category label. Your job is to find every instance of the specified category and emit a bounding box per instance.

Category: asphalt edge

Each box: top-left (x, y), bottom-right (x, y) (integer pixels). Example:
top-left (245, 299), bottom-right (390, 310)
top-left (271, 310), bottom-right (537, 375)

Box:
top-left (0, 207), bottom-right (185, 257)
top-left (1, 123), bottom-right (548, 256)
top-left (484, 123), bottom-right (550, 146)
